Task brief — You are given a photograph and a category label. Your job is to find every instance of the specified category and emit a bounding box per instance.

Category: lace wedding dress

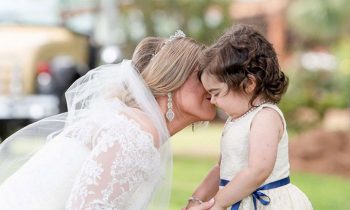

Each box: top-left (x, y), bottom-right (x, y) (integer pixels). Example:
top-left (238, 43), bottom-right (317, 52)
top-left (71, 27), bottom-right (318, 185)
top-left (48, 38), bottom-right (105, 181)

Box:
top-left (0, 60), bottom-right (171, 210)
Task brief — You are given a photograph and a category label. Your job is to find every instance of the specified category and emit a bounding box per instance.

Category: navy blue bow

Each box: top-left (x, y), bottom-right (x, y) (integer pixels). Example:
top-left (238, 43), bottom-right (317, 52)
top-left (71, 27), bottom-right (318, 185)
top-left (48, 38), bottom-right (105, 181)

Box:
top-left (220, 177), bottom-right (290, 210)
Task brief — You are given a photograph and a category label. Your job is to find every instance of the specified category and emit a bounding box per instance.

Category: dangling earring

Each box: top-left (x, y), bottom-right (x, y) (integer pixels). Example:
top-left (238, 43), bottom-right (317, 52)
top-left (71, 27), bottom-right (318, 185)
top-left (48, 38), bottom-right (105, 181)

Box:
top-left (192, 123), bottom-right (195, 132)
top-left (166, 92), bottom-right (175, 121)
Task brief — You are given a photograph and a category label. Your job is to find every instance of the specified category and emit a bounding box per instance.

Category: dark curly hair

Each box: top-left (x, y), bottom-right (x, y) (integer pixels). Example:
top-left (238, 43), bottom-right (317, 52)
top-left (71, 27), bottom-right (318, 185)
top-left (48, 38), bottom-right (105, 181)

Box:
top-left (199, 24), bottom-right (288, 105)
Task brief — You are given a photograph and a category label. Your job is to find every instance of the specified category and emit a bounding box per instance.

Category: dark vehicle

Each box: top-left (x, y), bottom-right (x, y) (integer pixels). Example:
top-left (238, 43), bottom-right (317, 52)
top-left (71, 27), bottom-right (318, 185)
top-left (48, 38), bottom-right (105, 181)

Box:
top-left (0, 0), bottom-right (122, 141)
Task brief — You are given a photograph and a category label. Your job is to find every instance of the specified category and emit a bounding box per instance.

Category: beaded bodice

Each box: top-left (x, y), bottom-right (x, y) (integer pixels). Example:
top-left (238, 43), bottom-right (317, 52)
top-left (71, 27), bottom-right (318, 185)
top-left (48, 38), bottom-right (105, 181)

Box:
top-left (220, 103), bottom-right (290, 185)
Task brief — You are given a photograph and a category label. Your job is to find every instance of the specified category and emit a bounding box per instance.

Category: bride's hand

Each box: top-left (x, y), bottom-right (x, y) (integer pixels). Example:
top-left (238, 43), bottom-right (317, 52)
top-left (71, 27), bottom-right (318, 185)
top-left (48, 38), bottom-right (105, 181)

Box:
top-left (183, 198), bottom-right (215, 210)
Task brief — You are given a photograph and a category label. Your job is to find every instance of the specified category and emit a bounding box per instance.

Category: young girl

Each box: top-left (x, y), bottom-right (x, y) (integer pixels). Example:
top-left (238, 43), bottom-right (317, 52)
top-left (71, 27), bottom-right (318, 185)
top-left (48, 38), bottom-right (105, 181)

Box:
top-left (186, 24), bottom-right (313, 210)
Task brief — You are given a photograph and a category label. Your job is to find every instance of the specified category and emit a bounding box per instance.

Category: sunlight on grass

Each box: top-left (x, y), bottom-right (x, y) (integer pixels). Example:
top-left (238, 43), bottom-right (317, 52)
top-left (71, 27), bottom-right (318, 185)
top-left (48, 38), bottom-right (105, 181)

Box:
top-left (170, 122), bottom-right (223, 157)
top-left (170, 156), bottom-right (217, 210)
top-left (292, 172), bottom-right (350, 210)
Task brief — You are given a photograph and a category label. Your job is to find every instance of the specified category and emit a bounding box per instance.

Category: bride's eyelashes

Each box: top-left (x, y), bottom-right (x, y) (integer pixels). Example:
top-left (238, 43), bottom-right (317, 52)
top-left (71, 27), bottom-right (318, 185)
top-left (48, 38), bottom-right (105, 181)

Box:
top-left (210, 90), bottom-right (222, 98)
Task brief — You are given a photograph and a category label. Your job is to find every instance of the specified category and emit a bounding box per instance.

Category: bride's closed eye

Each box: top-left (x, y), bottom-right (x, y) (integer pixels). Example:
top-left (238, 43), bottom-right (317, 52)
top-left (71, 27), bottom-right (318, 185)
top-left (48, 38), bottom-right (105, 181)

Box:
top-left (210, 89), bottom-right (223, 98)
top-left (212, 92), bottom-right (220, 97)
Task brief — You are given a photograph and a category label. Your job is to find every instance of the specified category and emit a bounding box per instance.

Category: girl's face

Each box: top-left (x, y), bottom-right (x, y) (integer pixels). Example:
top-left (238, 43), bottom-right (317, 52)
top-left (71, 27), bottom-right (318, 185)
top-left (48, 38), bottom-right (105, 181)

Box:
top-left (175, 70), bottom-right (216, 122)
top-left (201, 72), bottom-right (252, 119)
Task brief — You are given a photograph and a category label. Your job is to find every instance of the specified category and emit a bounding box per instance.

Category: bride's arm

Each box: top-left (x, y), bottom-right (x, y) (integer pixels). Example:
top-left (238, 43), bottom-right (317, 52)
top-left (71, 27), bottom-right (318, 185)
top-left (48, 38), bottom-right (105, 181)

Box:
top-left (65, 120), bottom-right (157, 210)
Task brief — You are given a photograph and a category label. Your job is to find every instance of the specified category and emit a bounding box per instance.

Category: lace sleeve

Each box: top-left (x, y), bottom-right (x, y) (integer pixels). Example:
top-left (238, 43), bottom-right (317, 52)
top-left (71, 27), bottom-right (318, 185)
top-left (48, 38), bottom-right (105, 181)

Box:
top-left (65, 117), bottom-right (160, 210)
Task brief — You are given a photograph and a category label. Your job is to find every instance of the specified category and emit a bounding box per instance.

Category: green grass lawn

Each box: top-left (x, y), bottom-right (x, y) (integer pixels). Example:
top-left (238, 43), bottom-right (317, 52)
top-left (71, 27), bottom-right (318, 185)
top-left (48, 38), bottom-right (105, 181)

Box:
top-left (170, 123), bottom-right (350, 210)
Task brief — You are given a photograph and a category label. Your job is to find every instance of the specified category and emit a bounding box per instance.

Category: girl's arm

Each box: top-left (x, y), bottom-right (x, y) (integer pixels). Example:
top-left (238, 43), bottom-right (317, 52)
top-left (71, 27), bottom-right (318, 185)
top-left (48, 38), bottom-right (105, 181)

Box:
top-left (211, 108), bottom-right (283, 210)
top-left (186, 156), bottom-right (221, 209)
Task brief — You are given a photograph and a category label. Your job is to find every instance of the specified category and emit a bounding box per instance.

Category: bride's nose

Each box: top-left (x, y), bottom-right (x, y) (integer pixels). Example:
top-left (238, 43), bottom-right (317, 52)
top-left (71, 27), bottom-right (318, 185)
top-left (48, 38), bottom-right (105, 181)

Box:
top-left (210, 96), bottom-right (216, 105)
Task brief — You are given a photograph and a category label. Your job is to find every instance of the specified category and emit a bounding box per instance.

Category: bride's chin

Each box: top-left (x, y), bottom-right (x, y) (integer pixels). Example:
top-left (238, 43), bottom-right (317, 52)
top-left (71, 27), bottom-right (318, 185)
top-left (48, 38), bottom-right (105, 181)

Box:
top-left (202, 107), bottom-right (216, 120)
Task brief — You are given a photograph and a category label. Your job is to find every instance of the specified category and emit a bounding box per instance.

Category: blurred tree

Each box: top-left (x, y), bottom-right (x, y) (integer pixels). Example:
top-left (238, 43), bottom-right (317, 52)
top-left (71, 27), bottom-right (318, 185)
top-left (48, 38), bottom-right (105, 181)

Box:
top-left (282, 0), bottom-right (350, 133)
top-left (116, 0), bottom-right (232, 56)
top-left (280, 67), bottom-right (350, 132)
top-left (287, 0), bottom-right (350, 47)
top-left (333, 38), bottom-right (350, 105)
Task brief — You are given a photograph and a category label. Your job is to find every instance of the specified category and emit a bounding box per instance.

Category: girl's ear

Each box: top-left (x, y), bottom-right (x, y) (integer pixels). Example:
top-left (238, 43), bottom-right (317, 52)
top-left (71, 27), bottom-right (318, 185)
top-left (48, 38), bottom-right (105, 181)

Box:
top-left (245, 74), bottom-right (256, 94)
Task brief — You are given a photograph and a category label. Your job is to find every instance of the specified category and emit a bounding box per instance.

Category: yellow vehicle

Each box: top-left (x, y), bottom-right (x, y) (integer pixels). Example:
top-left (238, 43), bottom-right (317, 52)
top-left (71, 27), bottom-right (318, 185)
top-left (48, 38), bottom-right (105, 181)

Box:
top-left (0, 0), bottom-right (121, 140)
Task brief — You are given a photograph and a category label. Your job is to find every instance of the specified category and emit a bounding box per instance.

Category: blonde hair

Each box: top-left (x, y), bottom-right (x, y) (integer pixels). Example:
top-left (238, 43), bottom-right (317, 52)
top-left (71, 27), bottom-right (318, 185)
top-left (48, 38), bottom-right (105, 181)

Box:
top-left (132, 36), bottom-right (206, 96)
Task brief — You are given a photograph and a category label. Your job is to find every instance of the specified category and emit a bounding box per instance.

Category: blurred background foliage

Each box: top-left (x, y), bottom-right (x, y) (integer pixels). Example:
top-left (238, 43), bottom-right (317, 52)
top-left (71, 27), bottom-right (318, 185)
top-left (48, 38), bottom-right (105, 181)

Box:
top-left (287, 0), bottom-right (350, 46)
top-left (281, 59), bottom-right (350, 132)
top-left (116, 0), bottom-right (232, 55)
top-left (282, 0), bottom-right (350, 132)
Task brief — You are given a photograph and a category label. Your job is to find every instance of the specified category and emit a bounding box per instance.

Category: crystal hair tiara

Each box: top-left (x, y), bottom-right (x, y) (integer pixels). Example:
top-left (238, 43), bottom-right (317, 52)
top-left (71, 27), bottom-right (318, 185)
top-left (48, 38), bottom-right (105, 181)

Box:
top-left (165, 30), bottom-right (186, 44)
top-left (151, 30), bottom-right (186, 59)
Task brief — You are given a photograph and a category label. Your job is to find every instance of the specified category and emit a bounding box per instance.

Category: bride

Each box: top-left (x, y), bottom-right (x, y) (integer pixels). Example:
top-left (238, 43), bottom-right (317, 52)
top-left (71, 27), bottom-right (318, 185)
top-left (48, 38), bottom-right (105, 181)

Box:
top-left (0, 31), bottom-right (216, 210)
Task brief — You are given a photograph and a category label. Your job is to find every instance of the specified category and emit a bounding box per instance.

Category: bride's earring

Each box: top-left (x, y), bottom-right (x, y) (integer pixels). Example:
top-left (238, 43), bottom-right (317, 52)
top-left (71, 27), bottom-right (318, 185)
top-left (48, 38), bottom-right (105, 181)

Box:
top-left (166, 92), bottom-right (175, 121)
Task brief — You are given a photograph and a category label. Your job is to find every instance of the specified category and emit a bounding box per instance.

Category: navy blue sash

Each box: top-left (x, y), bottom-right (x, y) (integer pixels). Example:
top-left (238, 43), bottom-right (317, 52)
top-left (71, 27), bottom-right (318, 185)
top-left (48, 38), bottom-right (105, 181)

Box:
top-left (219, 177), bottom-right (290, 210)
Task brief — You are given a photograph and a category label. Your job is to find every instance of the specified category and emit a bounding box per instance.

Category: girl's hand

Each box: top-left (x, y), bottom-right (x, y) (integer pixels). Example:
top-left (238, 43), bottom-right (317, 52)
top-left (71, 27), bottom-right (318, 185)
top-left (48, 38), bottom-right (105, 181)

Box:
top-left (184, 198), bottom-right (215, 210)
